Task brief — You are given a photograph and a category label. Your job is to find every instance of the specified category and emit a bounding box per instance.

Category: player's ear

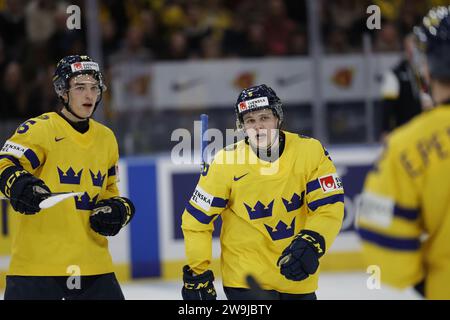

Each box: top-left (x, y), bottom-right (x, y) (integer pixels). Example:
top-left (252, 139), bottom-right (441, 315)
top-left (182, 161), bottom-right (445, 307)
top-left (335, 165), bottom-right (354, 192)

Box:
top-left (62, 92), bottom-right (69, 104)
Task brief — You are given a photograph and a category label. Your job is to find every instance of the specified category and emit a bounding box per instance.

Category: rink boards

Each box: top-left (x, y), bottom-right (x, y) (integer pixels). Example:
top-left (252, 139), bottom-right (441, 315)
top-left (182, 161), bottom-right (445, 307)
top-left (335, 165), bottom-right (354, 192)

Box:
top-left (0, 145), bottom-right (381, 284)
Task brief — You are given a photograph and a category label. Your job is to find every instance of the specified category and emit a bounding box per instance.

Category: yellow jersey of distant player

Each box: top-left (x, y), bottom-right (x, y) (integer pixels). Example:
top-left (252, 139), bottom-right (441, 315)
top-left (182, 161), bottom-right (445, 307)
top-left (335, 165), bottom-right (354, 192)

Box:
top-left (0, 112), bottom-right (120, 276)
top-left (182, 131), bottom-right (344, 294)
top-left (357, 104), bottom-right (450, 299)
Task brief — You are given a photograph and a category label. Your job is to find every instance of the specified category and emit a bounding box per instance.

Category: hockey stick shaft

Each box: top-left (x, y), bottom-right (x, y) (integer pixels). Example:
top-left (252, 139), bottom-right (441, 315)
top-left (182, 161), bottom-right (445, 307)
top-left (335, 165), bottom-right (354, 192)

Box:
top-left (200, 114), bottom-right (209, 172)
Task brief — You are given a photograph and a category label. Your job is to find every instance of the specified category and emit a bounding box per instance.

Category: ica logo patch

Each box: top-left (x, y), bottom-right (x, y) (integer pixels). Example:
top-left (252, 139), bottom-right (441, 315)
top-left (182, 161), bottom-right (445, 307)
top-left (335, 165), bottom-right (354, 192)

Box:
top-left (318, 173), bottom-right (343, 193)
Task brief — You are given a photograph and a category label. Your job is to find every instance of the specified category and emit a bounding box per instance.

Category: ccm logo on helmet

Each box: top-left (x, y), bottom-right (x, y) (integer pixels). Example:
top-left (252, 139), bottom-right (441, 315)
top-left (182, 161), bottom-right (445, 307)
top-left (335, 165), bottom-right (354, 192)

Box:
top-left (318, 174), bottom-right (343, 193)
top-left (238, 97), bottom-right (269, 113)
top-left (70, 62), bottom-right (100, 73)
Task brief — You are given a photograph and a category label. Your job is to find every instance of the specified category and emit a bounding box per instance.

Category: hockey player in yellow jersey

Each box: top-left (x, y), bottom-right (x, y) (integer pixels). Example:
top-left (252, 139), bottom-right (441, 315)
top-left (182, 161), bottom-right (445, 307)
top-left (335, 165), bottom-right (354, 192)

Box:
top-left (0, 55), bottom-right (135, 299)
top-left (181, 84), bottom-right (344, 300)
top-left (357, 7), bottom-right (450, 300)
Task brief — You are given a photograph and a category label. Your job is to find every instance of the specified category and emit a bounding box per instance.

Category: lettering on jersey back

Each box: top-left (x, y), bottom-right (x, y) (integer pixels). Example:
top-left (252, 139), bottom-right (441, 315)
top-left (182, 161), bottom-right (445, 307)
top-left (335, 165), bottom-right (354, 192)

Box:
top-left (399, 152), bottom-right (421, 177)
top-left (417, 132), bottom-right (448, 166)
top-left (400, 128), bottom-right (450, 178)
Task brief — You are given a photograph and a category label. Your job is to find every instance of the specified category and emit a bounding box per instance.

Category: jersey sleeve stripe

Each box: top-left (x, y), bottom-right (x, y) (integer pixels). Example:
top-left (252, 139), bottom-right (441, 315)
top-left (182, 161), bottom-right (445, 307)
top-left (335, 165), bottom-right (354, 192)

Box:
top-left (0, 155), bottom-right (22, 167)
top-left (308, 193), bottom-right (344, 211)
top-left (24, 149), bottom-right (40, 169)
top-left (306, 179), bottom-right (320, 194)
top-left (211, 197), bottom-right (228, 208)
top-left (108, 166), bottom-right (116, 176)
top-left (358, 227), bottom-right (420, 250)
top-left (186, 202), bottom-right (218, 224)
top-left (394, 205), bottom-right (419, 220)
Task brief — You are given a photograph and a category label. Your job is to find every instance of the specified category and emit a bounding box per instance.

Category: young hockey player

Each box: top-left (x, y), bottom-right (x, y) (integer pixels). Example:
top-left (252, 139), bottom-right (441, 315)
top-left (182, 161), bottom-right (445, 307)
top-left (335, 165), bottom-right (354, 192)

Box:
top-left (357, 6), bottom-right (450, 299)
top-left (181, 84), bottom-right (344, 300)
top-left (0, 55), bottom-right (135, 299)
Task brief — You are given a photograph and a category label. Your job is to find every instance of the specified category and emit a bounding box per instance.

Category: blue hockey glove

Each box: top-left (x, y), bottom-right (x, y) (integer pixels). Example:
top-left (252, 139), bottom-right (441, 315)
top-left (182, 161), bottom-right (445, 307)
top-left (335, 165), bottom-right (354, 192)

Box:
top-left (0, 166), bottom-right (51, 214)
top-left (182, 265), bottom-right (217, 300)
top-left (277, 230), bottom-right (326, 281)
top-left (90, 196), bottom-right (135, 236)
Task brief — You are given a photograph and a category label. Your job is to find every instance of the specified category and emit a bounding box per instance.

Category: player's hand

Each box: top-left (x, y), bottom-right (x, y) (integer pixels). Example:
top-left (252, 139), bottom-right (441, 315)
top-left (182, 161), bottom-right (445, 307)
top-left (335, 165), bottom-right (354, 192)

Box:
top-left (182, 265), bottom-right (217, 300)
top-left (0, 166), bottom-right (51, 214)
top-left (277, 230), bottom-right (325, 281)
top-left (90, 197), bottom-right (135, 236)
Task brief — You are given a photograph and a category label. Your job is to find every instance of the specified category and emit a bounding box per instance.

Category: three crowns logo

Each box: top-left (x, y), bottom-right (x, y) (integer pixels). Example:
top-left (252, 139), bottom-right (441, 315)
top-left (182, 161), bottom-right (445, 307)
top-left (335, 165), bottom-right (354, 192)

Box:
top-left (90, 170), bottom-right (106, 187)
top-left (75, 192), bottom-right (98, 210)
top-left (58, 167), bottom-right (83, 185)
top-left (58, 167), bottom-right (107, 187)
top-left (244, 200), bottom-right (274, 220)
top-left (264, 218), bottom-right (296, 241)
top-left (243, 193), bottom-right (305, 241)
top-left (282, 192), bottom-right (304, 212)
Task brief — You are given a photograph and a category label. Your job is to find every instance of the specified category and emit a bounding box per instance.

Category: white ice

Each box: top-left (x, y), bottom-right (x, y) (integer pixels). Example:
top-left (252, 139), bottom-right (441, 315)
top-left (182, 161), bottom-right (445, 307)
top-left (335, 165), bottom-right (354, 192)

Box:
top-left (0, 271), bottom-right (421, 300)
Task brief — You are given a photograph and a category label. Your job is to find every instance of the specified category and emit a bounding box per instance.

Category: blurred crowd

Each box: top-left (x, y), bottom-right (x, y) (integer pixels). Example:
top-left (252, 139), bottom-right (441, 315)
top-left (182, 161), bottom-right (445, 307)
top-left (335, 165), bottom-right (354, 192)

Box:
top-left (0, 0), bottom-right (445, 121)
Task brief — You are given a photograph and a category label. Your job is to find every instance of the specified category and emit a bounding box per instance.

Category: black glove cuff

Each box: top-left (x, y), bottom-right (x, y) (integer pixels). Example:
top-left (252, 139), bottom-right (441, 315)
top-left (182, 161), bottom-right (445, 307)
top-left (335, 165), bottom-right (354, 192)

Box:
top-left (296, 229), bottom-right (326, 258)
top-left (0, 165), bottom-right (30, 198)
top-left (111, 196), bottom-right (135, 226)
top-left (183, 265), bottom-right (215, 286)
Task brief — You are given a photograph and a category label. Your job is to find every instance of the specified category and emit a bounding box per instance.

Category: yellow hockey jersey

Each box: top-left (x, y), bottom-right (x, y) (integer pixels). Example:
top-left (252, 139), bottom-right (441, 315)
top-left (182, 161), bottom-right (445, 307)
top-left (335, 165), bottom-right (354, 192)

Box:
top-left (182, 131), bottom-right (344, 294)
top-left (0, 112), bottom-right (120, 276)
top-left (357, 104), bottom-right (450, 299)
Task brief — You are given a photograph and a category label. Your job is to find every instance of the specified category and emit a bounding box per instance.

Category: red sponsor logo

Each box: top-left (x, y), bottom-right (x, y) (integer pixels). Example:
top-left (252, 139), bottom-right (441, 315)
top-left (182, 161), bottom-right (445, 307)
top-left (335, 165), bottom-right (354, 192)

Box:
top-left (73, 62), bottom-right (83, 70)
top-left (319, 174), bottom-right (341, 193)
top-left (239, 102), bottom-right (247, 112)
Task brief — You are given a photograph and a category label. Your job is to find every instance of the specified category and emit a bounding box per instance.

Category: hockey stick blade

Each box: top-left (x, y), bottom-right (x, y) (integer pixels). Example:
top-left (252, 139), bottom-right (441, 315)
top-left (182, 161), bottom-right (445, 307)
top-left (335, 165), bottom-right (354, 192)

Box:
top-left (39, 192), bottom-right (83, 209)
top-left (0, 192), bottom-right (84, 209)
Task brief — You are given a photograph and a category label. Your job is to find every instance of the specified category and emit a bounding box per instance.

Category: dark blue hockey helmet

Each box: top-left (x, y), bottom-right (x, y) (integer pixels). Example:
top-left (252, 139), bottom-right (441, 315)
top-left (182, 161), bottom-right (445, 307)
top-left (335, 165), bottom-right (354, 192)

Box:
top-left (235, 84), bottom-right (283, 129)
top-left (414, 6), bottom-right (450, 80)
top-left (53, 55), bottom-right (107, 117)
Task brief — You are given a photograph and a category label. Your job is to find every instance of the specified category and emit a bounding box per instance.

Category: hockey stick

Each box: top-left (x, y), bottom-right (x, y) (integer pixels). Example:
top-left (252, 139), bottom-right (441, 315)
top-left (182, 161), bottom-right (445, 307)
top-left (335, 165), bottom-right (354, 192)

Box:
top-left (200, 113), bottom-right (209, 173)
top-left (0, 192), bottom-right (83, 209)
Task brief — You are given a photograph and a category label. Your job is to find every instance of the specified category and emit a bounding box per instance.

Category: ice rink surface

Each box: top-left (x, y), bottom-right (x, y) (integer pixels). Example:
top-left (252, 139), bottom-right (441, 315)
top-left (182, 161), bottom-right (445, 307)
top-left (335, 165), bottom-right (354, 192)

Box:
top-left (120, 272), bottom-right (421, 300)
top-left (1, 271), bottom-right (419, 300)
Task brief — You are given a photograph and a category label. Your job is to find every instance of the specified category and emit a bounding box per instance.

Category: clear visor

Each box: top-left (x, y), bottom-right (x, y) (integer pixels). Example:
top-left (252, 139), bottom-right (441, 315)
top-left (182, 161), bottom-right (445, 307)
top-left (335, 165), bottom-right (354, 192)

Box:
top-left (68, 74), bottom-right (107, 95)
